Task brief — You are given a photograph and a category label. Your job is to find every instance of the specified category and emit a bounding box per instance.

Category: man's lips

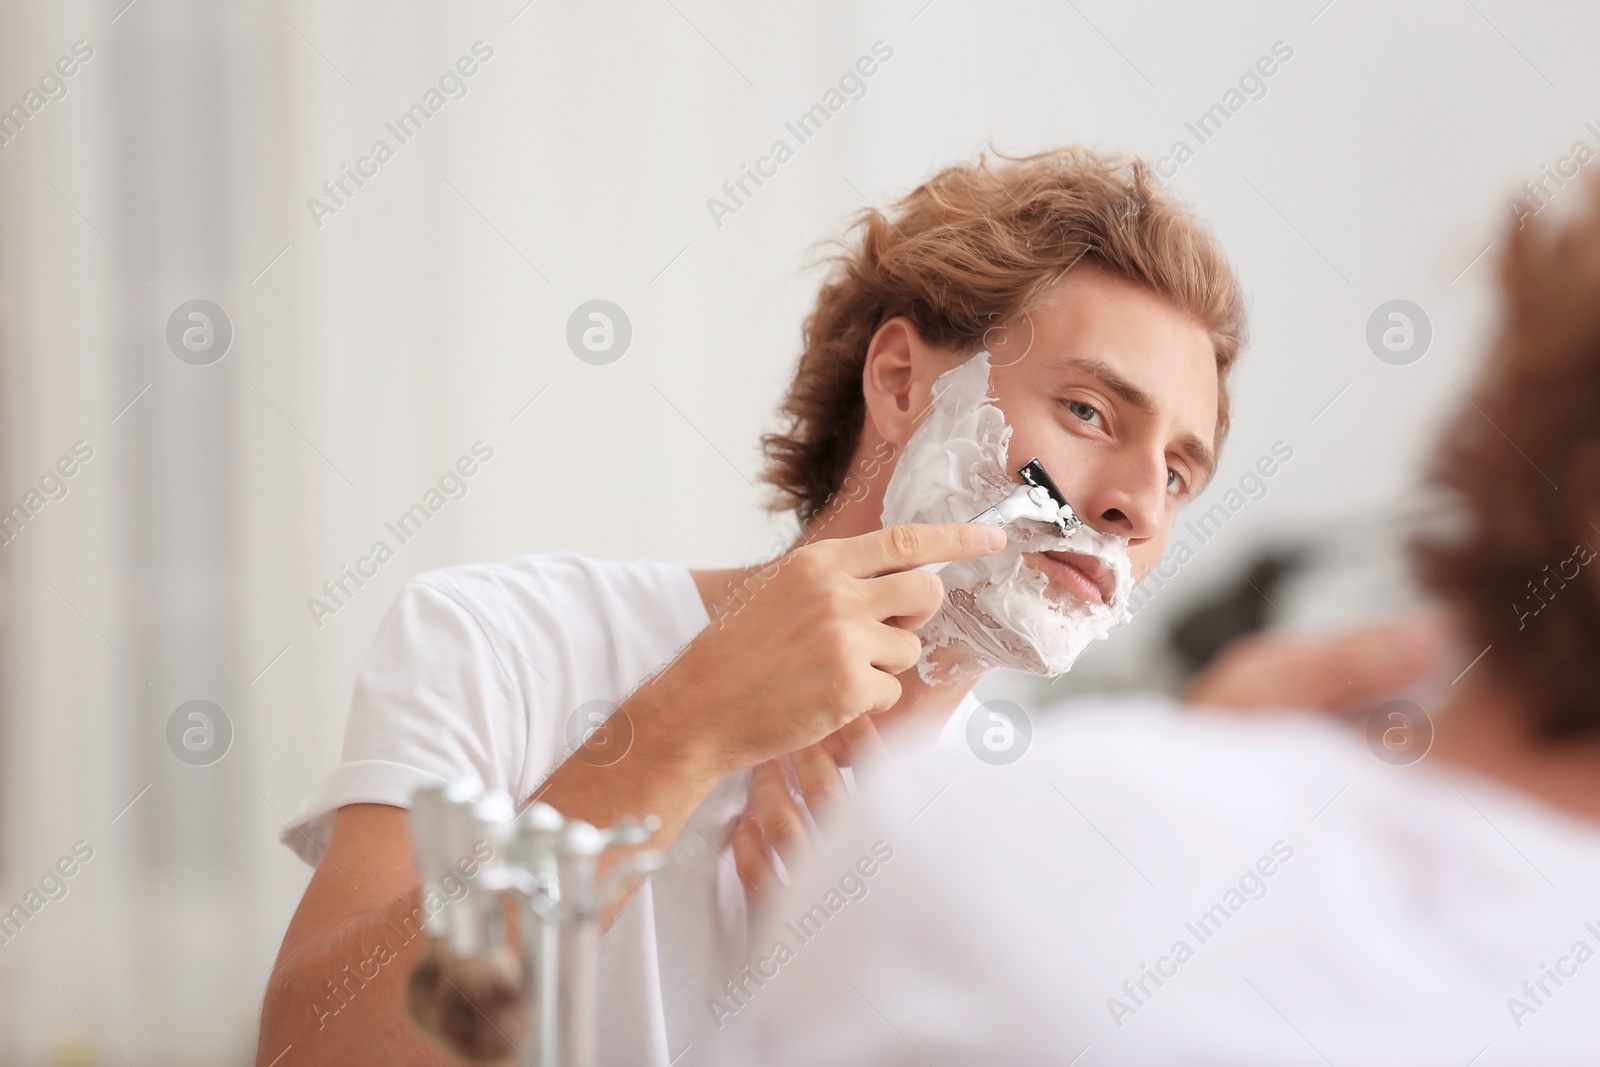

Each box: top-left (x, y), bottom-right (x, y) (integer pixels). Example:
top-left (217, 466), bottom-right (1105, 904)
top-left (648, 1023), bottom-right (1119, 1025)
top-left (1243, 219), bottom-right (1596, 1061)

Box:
top-left (1033, 550), bottom-right (1114, 606)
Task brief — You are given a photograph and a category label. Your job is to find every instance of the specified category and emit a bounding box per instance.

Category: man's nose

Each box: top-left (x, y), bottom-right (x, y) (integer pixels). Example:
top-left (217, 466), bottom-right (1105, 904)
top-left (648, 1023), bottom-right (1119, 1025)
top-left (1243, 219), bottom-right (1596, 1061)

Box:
top-left (1082, 454), bottom-right (1166, 542)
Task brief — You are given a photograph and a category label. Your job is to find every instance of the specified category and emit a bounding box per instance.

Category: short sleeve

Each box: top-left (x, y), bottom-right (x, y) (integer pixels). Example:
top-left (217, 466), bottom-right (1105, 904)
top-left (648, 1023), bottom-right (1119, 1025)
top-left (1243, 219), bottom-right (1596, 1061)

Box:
top-left (279, 577), bottom-right (530, 866)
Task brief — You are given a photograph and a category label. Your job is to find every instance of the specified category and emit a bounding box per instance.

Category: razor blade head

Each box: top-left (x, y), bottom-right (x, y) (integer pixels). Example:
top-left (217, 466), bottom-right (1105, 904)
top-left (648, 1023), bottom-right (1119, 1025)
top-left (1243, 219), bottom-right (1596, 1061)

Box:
top-left (1018, 459), bottom-right (1083, 535)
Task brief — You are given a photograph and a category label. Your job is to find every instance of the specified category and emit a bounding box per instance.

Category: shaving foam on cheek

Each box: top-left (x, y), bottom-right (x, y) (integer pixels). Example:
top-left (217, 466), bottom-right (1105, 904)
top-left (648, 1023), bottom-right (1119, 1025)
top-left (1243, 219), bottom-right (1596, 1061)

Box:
top-left (880, 351), bottom-right (1134, 685)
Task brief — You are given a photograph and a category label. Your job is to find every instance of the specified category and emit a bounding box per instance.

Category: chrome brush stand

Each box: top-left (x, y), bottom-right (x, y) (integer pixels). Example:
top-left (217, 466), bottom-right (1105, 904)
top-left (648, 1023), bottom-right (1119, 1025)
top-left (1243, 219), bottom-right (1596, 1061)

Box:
top-left (407, 782), bottom-right (662, 1067)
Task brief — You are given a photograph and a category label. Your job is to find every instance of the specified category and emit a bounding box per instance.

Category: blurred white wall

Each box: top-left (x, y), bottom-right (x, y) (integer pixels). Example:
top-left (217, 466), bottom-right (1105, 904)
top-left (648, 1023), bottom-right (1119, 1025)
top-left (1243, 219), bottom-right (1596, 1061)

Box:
top-left (0, 0), bottom-right (1593, 1062)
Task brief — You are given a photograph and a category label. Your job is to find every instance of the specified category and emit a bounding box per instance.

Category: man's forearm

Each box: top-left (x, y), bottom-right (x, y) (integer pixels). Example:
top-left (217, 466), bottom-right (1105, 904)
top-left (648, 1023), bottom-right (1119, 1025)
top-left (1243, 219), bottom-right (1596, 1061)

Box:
top-left (528, 681), bottom-right (730, 931)
top-left (259, 884), bottom-right (453, 1067)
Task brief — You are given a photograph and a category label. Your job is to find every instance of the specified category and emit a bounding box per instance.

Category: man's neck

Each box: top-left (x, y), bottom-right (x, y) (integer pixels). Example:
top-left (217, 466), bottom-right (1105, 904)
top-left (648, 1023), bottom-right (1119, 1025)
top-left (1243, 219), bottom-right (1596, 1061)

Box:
top-left (1431, 669), bottom-right (1600, 826)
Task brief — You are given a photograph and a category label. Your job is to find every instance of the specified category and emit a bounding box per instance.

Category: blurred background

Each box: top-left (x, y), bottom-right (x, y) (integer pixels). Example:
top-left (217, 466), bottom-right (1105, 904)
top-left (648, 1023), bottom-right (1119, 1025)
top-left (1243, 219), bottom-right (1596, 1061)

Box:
top-left (0, 0), bottom-right (1591, 1061)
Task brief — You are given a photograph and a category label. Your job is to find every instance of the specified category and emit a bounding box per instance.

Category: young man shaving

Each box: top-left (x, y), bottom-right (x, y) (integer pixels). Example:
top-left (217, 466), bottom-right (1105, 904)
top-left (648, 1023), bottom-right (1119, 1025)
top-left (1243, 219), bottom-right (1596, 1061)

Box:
top-left (258, 147), bottom-right (1252, 1066)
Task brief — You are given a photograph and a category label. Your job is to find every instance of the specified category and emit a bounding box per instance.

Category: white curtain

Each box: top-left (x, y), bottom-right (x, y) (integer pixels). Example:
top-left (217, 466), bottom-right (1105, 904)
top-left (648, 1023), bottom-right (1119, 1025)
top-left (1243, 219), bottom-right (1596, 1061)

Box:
top-left (0, 1), bottom-right (850, 1060)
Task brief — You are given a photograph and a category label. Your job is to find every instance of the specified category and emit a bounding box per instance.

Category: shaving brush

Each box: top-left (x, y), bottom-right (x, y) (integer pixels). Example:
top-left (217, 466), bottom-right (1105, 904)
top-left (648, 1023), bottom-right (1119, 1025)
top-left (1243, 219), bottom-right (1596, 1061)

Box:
top-left (408, 935), bottom-right (533, 1063)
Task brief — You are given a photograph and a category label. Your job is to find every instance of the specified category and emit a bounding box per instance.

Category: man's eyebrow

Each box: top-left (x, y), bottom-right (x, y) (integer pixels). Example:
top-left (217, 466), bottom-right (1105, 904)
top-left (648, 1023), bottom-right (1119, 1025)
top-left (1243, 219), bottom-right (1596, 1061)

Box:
top-left (1054, 356), bottom-right (1157, 415)
top-left (1054, 355), bottom-right (1218, 482)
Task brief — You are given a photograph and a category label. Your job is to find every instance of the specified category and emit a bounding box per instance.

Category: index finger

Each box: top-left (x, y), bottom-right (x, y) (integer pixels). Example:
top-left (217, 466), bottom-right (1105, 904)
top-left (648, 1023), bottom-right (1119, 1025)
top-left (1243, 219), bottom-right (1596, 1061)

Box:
top-left (828, 522), bottom-right (1006, 579)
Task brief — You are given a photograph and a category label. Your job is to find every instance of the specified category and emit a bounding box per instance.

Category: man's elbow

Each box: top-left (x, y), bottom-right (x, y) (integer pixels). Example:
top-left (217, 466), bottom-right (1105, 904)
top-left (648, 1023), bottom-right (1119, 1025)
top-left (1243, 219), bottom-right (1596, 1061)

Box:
top-left (256, 959), bottom-right (309, 1066)
top-left (257, 952), bottom-right (346, 1066)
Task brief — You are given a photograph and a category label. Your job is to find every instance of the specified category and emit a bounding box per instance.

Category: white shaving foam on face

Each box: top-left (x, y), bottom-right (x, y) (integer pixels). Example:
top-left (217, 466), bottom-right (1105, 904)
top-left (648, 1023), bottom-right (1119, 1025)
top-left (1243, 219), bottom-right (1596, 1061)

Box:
top-left (880, 351), bottom-right (1134, 685)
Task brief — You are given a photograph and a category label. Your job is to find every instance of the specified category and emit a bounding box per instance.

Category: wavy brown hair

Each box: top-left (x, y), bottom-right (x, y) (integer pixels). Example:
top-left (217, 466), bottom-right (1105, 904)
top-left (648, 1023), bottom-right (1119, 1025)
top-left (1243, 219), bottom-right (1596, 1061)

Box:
top-left (759, 145), bottom-right (1249, 524)
top-left (1411, 181), bottom-right (1600, 740)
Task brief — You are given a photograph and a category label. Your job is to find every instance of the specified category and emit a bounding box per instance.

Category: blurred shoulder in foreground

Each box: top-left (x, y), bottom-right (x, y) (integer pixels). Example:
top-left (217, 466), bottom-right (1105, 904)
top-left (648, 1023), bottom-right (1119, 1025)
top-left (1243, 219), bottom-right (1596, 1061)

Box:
top-left (696, 698), bottom-right (1600, 1067)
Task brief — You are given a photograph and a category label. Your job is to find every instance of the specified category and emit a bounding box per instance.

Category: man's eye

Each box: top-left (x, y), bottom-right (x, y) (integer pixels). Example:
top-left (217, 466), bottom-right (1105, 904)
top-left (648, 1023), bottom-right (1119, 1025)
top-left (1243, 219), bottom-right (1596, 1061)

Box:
top-left (1065, 400), bottom-right (1101, 425)
top-left (1167, 468), bottom-right (1186, 495)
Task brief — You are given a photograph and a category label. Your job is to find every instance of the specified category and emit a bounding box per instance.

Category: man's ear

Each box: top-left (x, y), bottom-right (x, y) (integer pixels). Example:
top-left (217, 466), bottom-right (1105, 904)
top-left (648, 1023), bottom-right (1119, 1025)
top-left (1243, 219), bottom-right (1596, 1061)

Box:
top-left (861, 317), bottom-right (955, 447)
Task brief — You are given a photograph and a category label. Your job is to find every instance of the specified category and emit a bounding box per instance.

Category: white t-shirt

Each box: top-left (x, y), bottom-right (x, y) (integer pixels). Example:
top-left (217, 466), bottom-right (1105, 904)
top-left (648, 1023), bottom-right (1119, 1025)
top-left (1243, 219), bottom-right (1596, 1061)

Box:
top-left (282, 552), bottom-right (980, 1067)
top-left (701, 699), bottom-right (1600, 1067)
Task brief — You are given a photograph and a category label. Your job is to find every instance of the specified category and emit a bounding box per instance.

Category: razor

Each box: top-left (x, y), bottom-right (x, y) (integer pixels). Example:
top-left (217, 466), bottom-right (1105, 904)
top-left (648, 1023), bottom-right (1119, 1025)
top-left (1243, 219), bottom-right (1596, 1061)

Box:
top-left (918, 458), bottom-right (1083, 574)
